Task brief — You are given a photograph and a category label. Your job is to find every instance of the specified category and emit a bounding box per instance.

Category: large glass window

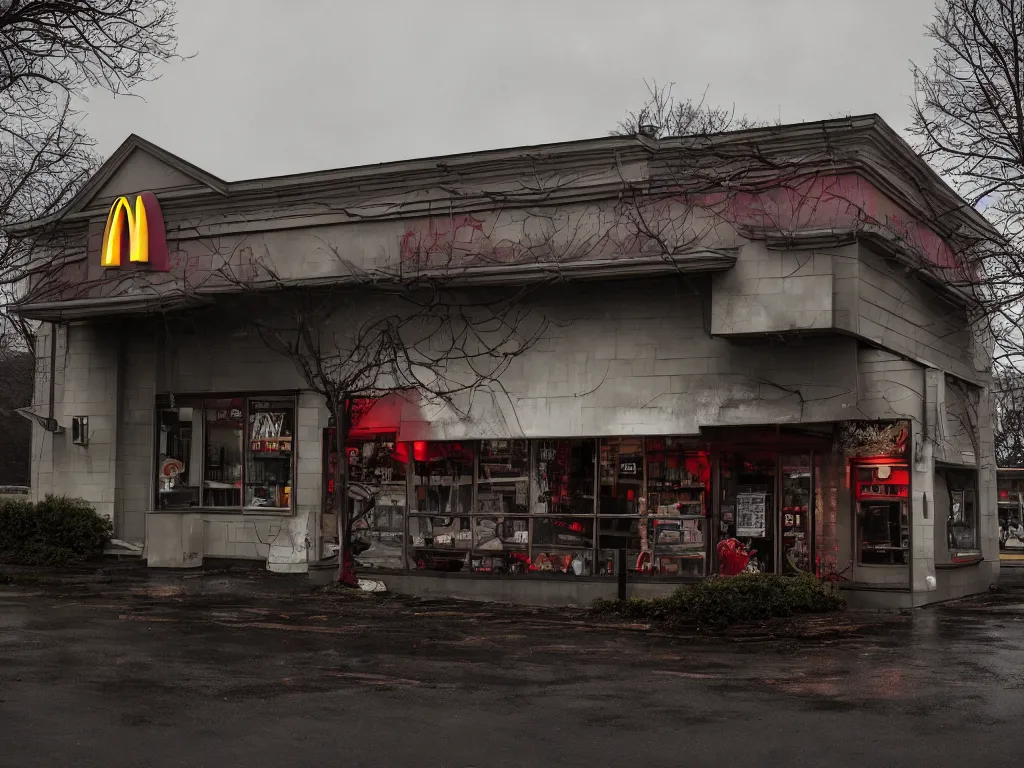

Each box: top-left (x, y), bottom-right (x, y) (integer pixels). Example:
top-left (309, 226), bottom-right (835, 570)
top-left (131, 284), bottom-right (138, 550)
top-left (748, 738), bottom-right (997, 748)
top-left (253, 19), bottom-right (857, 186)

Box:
top-left (999, 473), bottom-right (1024, 550)
top-left (471, 516), bottom-right (531, 575)
top-left (325, 434), bottom-right (718, 577)
top-left (597, 438), bottom-right (644, 574)
top-left (203, 398), bottom-right (244, 508)
top-left (245, 397), bottom-right (294, 510)
top-left (350, 435), bottom-right (407, 570)
top-left (472, 440), bottom-right (530, 574)
top-left (854, 463), bottom-right (910, 565)
top-left (939, 468), bottom-right (978, 552)
top-left (599, 438), bottom-right (643, 515)
top-left (532, 439), bottom-right (596, 516)
top-left (156, 397), bottom-right (200, 509)
top-left (154, 394), bottom-right (296, 513)
top-left (477, 439), bottom-right (529, 516)
top-left (528, 439), bottom-right (597, 576)
top-left (410, 442), bottom-right (474, 571)
top-left (643, 438), bottom-right (709, 578)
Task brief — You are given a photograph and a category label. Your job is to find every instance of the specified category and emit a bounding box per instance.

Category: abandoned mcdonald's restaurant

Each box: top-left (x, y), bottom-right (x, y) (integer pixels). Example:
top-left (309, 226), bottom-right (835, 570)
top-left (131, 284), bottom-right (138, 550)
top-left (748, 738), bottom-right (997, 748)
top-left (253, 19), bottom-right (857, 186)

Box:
top-left (10, 115), bottom-right (1000, 608)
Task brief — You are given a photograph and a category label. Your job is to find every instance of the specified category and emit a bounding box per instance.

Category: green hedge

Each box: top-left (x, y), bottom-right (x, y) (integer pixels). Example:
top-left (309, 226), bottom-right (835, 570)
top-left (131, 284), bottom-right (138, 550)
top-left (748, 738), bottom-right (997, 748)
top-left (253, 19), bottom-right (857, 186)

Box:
top-left (0, 495), bottom-right (112, 565)
top-left (592, 573), bottom-right (845, 627)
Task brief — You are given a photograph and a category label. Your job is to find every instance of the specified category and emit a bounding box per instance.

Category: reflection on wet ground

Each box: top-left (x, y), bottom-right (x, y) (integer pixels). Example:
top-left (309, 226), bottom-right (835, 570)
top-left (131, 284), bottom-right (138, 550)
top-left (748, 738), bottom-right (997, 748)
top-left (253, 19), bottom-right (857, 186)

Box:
top-left (3, 570), bottom-right (1024, 766)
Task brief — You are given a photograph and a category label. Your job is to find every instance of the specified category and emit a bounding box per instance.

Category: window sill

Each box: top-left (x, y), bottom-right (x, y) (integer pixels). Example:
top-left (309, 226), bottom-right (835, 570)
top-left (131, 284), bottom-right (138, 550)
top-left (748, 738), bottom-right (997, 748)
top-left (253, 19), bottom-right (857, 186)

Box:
top-left (152, 507), bottom-right (294, 517)
top-left (340, 566), bottom-right (708, 583)
top-left (839, 582), bottom-right (911, 592)
top-left (937, 552), bottom-right (983, 568)
top-left (856, 562), bottom-right (910, 568)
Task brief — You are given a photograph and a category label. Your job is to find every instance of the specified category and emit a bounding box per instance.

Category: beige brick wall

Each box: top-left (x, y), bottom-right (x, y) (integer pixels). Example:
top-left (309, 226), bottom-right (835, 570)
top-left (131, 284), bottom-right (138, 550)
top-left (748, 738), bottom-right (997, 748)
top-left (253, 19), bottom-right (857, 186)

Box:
top-left (31, 323), bottom-right (119, 522)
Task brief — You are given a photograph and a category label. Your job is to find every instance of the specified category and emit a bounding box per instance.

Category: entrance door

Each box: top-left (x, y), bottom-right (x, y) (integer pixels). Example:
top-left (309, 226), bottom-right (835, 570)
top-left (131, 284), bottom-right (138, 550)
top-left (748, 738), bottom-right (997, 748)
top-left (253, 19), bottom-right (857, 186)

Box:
top-left (780, 454), bottom-right (813, 574)
top-left (719, 451), bottom-right (816, 574)
top-left (720, 452), bottom-right (777, 573)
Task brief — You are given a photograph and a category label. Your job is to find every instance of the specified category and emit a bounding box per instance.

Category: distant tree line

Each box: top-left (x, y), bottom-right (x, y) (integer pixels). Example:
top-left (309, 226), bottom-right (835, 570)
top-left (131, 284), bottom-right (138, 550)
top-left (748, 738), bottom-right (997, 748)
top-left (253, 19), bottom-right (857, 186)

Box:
top-left (0, 344), bottom-right (31, 485)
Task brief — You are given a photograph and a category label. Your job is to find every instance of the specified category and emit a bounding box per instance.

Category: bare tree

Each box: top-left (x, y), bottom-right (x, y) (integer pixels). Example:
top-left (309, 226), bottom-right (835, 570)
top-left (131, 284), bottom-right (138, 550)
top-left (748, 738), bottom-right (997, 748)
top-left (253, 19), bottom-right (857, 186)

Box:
top-left (909, 0), bottom-right (1024, 379)
top-left (911, 0), bottom-right (1024, 242)
top-left (0, 330), bottom-right (32, 484)
top-left (994, 370), bottom-right (1024, 466)
top-left (0, 0), bottom-right (181, 351)
top-left (210, 249), bottom-right (548, 584)
top-left (615, 80), bottom-right (767, 138)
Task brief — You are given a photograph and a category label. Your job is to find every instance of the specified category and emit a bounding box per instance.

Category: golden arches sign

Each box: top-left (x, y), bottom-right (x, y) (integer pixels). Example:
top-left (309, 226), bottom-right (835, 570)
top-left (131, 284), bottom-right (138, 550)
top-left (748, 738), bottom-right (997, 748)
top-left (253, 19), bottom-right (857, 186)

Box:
top-left (100, 191), bottom-right (169, 270)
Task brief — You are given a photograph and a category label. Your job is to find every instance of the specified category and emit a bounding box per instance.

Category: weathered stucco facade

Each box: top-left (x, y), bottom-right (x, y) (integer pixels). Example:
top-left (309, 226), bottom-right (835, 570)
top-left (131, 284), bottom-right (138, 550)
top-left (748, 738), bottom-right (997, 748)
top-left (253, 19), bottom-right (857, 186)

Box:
top-left (12, 115), bottom-right (999, 606)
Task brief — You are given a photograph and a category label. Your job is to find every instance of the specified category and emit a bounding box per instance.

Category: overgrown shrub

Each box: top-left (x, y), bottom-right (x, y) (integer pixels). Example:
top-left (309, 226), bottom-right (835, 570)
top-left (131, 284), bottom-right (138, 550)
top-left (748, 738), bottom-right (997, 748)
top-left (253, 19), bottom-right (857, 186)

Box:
top-left (0, 495), bottom-right (111, 565)
top-left (592, 573), bottom-right (845, 627)
top-left (0, 497), bottom-right (35, 548)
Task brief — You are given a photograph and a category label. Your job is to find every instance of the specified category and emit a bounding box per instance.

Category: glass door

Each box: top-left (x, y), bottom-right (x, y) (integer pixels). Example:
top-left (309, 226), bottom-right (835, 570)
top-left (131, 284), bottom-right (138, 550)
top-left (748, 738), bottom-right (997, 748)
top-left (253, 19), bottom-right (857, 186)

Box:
top-left (720, 452), bottom-right (777, 573)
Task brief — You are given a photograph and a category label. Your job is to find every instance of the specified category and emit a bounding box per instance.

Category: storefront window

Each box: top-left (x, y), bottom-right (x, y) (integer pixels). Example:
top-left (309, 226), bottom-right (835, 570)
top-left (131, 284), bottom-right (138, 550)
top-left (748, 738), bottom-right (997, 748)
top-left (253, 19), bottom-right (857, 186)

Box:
top-left (203, 398), bottom-right (243, 507)
top-left (939, 468), bottom-right (978, 552)
top-left (410, 442), bottom-right (474, 571)
top-left (155, 394), bottom-right (296, 513)
top-left (245, 398), bottom-right (294, 510)
top-left (412, 442), bottom-right (474, 515)
top-left (644, 438), bottom-right (708, 578)
top-left (349, 435), bottom-right (407, 570)
top-left (470, 440), bottom-right (530, 573)
top-left (156, 398), bottom-right (200, 509)
top-left (532, 439), bottom-right (596, 516)
top-left (477, 439), bottom-right (529, 515)
top-left (409, 515), bottom-right (472, 570)
top-left (854, 463), bottom-right (910, 565)
top-left (471, 516), bottom-right (531, 574)
top-left (999, 473), bottom-right (1024, 551)
top-left (599, 438), bottom-right (643, 515)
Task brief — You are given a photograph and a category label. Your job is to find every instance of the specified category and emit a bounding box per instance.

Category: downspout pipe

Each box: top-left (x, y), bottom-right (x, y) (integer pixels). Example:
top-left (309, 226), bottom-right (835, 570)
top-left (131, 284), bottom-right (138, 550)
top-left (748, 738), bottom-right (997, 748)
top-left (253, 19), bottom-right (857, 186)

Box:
top-left (47, 322), bottom-right (56, 431)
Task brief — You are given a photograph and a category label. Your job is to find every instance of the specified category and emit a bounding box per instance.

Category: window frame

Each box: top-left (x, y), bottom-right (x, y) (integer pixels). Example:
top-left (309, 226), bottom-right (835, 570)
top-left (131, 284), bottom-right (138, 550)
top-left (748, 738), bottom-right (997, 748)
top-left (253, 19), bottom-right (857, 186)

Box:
top-left (401, 437), bottom-right (710, 579)
top-left (243, 396), bottom-right (297, 513)
top-left (939, 466), bottom-right (980, 554)
top-left (153, 390), bottom-right (299, 515)
top-left (852, 462), bottom-right (911, 567)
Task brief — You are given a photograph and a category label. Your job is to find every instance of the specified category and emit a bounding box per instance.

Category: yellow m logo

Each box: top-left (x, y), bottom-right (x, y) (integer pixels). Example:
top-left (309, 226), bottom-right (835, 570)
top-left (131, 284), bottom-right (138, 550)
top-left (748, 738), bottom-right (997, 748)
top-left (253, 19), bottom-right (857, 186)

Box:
top-left (101, 194), bottom-right (160, 267)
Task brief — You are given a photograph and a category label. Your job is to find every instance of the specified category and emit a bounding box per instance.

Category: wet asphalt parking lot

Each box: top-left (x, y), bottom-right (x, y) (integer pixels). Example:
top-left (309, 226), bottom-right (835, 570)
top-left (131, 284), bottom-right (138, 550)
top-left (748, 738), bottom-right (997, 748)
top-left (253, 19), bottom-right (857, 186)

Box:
top-left (1, 568), bottom-right (1023, 767)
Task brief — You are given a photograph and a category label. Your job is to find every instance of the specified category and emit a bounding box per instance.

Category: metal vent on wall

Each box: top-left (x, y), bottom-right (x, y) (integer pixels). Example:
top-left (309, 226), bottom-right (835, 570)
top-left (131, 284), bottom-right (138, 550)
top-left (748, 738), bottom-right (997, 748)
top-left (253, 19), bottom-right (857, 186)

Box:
top-left (72, 416), bottom-right (89, 446)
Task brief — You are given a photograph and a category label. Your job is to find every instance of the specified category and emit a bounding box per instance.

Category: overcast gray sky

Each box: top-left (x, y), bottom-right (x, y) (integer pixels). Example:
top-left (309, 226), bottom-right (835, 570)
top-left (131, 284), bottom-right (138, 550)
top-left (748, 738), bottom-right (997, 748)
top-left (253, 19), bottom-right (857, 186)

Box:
top-left (79, 0), bottom-right (942, 181)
